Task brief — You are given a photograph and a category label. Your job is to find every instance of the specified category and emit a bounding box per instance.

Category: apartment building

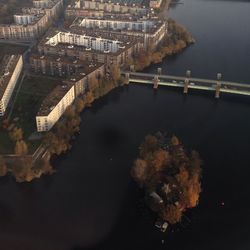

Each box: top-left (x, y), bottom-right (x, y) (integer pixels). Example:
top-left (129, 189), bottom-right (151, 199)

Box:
top-left (30, 54), bottom-right (105, 79)
top-left (71, 16), bottom-right (167, 49)
top-left (35, 61), bottom-right (105, 132)
top-left (66, 0), bottom-right (148, 15)
top-left (0, 0), bottom-right (63, 40)
top-left (36, 82), bottom-right (75, 131)
top-left (0, 55), bottom-right (23, 116)
top-left (149, 0), bottom-right (163, 8)
top-left (78, 17), bottom-right (156, 32)
top-left (37, 29), bottom-right (141, 66)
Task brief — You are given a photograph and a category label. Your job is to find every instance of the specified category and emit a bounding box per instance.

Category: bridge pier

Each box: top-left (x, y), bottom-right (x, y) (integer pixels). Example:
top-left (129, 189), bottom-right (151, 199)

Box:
top-left (215, 83), bottom-right (221, 98)
top-left (157, 67), bottom-right (162, 75)
top-left (130, 65), bottom-right (135, 72)
top-left (183, 79), bottom-right (189, 94)
top-left (215, 73), bottom-right (222, 98)
top-left (125, 73), bottom-right (130, 85)
top-left (153, 75), bottom-right (159, 89)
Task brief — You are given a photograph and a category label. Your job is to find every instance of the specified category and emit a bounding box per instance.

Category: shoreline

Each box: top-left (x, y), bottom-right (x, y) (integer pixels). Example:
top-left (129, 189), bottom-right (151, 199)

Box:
top-left (0, 14), bottom-right (196, 182)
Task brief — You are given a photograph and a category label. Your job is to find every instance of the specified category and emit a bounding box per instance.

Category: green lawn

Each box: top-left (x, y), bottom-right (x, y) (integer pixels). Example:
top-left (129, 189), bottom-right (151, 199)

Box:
top-left (0, 75), bottom-right (60, 154)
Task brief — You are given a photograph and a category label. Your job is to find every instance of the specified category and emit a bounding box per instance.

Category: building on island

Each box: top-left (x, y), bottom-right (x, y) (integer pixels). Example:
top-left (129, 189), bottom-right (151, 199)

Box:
top-left (0, 55), bottom-right (23, 116)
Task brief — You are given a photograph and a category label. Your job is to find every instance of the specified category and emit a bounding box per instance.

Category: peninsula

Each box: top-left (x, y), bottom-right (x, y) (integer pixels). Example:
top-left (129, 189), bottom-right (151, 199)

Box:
top-left (0, 0), bottom-right (194, 182)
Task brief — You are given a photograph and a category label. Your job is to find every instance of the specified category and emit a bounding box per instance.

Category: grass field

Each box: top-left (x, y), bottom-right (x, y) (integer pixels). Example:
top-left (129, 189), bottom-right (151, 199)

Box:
top-left (0, 75), bottom-right (60, 154)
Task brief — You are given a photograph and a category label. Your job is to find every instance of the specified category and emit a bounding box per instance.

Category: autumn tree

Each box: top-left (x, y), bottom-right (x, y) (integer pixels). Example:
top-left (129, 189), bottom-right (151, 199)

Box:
top-left (0, 156), bottom-right (7, 177)
top-left (152, 149), bottom-right (170, 172)
top-left (9, 127), bottom-right (23, 142)
top-left (75, 97), bottom-right (85, 113)
top-left (161, 204), bottom-right (182, 224)
top-left (110, 64), bottom-right (121, 82)
top-left (131, 159), bottom-right (148, 187)
top-left (15, 140), bottom-right (28, 155)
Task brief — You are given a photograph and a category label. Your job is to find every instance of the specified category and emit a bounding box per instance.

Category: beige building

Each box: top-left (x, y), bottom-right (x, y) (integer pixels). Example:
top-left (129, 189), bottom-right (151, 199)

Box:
top-left (37, 29), bottom-right (141, 67)
top-left (67, 0), bottom-right (148, 15)
top-left (0, 0), bottom-right (63, 40)
top-left (36, 82), bottom-right (76, 132)
top-left (149, 0), bottom-right (163, 9)
top-left (0, 55), bottom-right (23, 116)
top-left (35, 61), bottom-right (105, 132)
top-left (71, 17), bottom-right (167, 49)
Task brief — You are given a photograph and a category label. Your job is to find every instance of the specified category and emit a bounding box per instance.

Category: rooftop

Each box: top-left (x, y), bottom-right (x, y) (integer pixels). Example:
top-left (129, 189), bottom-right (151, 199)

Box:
top-left (0, 54), bottom-right (22, 100)
top-left (70, 16), bottom-right (165, 35)
top-left (36, 59), bottom-right (104, 116)
top-left (39, 28), bottom-right (138, 56)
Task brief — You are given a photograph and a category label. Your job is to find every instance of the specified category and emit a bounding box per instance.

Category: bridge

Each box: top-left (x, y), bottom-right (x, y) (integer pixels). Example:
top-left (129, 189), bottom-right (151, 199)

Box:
top-left (121, 69), bottom-right (250, 98)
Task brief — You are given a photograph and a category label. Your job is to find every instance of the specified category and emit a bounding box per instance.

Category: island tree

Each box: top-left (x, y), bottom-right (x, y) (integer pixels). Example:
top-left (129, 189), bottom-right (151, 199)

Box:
top-left (131, 132), bottom-right (202, 225)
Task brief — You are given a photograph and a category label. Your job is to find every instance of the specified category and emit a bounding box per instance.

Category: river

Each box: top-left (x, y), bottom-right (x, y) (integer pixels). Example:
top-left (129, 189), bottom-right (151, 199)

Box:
top-left (0, 1), bottom-right (250, 250)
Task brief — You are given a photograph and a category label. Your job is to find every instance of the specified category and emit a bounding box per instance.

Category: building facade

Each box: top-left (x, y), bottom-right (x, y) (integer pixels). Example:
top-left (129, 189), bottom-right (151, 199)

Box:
top-left (37, 29), bottom-right (141, 67)
top-left (0, 0), bottom-right (63, 40)
top-left (36, 83), bottom-right (75, 131)
top-left (35, 61), bottom-right (105, 132)
top-left (78, 17), bottom-right (156, 32)
top-left (0, 55), bottom-right (23, 116)
top-left (67, 0), bottom-right (148, 15)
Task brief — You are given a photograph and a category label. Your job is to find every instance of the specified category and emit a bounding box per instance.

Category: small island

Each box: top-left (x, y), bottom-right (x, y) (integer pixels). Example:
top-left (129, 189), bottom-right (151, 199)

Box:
top-left (131, 132), bottom-right (202, 227)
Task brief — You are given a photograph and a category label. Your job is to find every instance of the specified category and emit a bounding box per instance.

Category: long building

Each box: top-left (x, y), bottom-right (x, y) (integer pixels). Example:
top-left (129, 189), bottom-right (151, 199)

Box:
top-left (0, 0), bottom-right (63, 40)
top-left (0, 55), bottom-right (23, 116)
top-left (36, 61), bottom-right (105, 132)
top-left (37, 28), bottom-right (142, 66)
top-left (71, 16), bottom-right (167, 49)
top-left (66, 0), bottom-right (149, 16)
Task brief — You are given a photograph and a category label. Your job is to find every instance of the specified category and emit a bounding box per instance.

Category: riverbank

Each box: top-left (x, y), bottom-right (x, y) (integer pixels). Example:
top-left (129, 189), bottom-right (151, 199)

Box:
top-left (132, 19), bottom-right (195, 71)
top-left (0, 20), bottom-right (195, 182)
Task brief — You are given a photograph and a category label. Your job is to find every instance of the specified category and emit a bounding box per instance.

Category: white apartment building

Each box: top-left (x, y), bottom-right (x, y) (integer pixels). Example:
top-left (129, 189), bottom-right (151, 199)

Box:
top-left (14, 14), bottom-right (36, 25)
top-left (33, 0), bottom-right (52, 8)
top-left (0, 55), bottom-right (23, 116)
top-left (81, 0), bottom-right (147, 15)
top-left (36, 83), bottom-right (75, 132)
top-left (46, 31), bottom-right (123, 53)
top-left (78, 17), bottom-right (155, 32)
top-left (0, 0), bottom-right (63, 40)
top-left (149, 0), bottom-right (163, 8)
top-left (36, 61), bottom-right (105, 132)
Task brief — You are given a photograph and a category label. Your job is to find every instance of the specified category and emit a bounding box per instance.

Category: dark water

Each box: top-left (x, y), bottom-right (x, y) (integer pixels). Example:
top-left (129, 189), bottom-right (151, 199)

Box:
top-left (1, 1), bottom-right (250, 250)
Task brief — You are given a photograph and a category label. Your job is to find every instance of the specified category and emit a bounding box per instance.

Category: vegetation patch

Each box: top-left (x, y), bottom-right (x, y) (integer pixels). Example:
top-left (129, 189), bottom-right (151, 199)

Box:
top-left (131, 132), bottom-right (202, 226)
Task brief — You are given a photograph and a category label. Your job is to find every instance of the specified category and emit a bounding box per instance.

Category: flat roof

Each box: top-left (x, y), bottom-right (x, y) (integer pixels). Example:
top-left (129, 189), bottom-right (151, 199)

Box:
top-left (84, 0), bottom-right (148, 7)
top-left (39, 28), bottom-right (139, 56)
top-left (36, 59), bottom-right (104, 116)
top-left (0, 54), bottom-right (22, 100)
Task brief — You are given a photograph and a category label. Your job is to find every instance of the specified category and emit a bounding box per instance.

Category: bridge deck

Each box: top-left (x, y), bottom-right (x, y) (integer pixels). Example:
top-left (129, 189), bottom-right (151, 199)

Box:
top-left (123, 71), bottom-right (250, 97)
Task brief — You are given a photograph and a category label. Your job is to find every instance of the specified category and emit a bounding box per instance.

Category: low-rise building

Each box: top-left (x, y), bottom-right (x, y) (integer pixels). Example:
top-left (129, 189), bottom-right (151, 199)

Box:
top-left (0, 55), bottom-right (23, 116)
